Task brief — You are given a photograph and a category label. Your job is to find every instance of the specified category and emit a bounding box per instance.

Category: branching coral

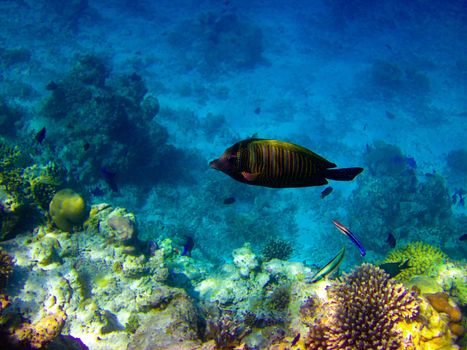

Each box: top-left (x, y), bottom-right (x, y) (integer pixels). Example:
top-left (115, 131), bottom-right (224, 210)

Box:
top-left (305, 264), bottom-right (419, 349)
top-left (262, 238), bottom-right (294, 261)
top-left (0, 248), bottom-right (14, 289)
top-left (383, 241), bottom-right (447, 282)
top-left (204, 308), bottom-right (250, 349)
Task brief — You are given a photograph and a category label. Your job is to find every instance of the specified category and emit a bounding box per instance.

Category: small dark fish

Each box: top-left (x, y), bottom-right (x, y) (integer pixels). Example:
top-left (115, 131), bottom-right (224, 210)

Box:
top-left (385, 44), bottom-right (393, 51)
top-left (181, 236), bottom-right (194, 257)
top-left (379, 259), bottom-right (410, 278)
top-left (321, 186), bottom-right (333, 199)
top-left (210, 139), bottom-right (363, 188)
top-left (45, 80), bottom-right (58, 91)
top-left (223, 197), bottom-right (236, 205)
top-left (83, 141), bottom-right (90, 151)
top-left (254, 107), bottom-right (261, 114)
top-left (459, 234), bottom-right (467, 241)
top-left (291, 333), bottom-right (300, 347)
top-left (35, 127), bottom-right (46, 144)
top-left (332, 219), bottom-right (366, 256)
top-left (100, 166), bottom-right (118, 192)
top-left (385, 232), bottom-right (396, 248)
top-left (385, 110), bottom-right (396, 119)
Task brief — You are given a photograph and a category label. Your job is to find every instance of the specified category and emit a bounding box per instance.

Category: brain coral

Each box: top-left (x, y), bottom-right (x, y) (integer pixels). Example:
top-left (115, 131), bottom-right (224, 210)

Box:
top-left (383, 241), bottom-right (447, 282)
top-left (305, 264), bottom-right (419, 350)
top-left (49, 188), bottom-right (87, 232)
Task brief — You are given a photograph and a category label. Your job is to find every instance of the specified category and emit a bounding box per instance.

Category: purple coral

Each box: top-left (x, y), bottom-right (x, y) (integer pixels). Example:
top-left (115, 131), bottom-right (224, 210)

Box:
top-left (306, 263), bottom-right (419, 350)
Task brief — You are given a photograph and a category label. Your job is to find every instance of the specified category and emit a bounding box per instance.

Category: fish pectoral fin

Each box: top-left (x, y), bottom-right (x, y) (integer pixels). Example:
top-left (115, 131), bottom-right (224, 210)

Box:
top-left (241, 171), bottom-right (259, 181)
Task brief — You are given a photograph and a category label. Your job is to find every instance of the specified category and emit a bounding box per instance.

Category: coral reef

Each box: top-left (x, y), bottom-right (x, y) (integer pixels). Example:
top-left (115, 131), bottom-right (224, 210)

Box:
top-left (383, 242), bottom-right (447, 282)
top-left (12, 309), bottom-right (67, 349)
top-left (262, 238), bottom-right (294, 262)
top-left (39, 54), bottom-right (187, 190)
top-left (437, 261), bottom-right (467, 306)
top-left (425, 292), bottom-right (462, 322)
top-left (0, 248), bottom-right (14, 289)
top-left (1, 140), bottom-right (62, 240)
top-left (305, 264), bottom-right (419, 349)
top-left (368, 59), bottom-right (431, 109)
top-left (49, 189), bottom-right (87, 232)
top-left (349, 141), bottom-right (455, 254)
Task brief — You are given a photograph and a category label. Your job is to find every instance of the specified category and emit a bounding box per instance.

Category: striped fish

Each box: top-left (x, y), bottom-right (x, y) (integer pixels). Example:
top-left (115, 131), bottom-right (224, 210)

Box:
top-left (209, 138), bottom-right (363, 188)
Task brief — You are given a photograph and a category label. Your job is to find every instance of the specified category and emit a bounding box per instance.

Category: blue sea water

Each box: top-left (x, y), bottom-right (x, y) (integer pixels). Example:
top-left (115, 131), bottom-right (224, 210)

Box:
top-left (0, 0), bottom-right (466, 348)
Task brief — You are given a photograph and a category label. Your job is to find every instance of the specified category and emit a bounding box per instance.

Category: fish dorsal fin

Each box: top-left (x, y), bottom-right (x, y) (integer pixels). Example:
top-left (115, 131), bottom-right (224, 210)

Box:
top-left (249, 139), bottom-right (337, 168)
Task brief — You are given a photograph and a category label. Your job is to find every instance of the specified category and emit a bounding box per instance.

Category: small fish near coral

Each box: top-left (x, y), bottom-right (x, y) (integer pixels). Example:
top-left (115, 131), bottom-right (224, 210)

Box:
top-left (320, 186), bottom-right (333, 199)
top-left (332, 220), bottom-right (366, 256)
top-left (378, 259), bottom-right (410, 278)
top-left (35, 127), bottom-right (46, 144)
top-left (223, 196), bottom-right (236, 205)
top-left (386, 232), bottom-right (396, 248)
top-left (308, 247), bottom-right (345, 283)
top-left (210, 139), bottom-right (363, 188)
top-left (181, 235), bottom-right (194, 257)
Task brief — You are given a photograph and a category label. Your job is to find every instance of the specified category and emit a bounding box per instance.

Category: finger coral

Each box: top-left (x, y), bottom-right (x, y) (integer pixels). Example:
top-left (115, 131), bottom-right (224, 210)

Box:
top-left (383, 241), bottom-right (447, 282)
top-left (305, 263), bottom-right (419, 350)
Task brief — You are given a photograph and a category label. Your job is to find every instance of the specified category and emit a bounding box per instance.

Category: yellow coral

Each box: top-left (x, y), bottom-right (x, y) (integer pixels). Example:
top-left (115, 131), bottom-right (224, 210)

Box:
top-left (395, 298), bottom-right (461, 349)
top-left (383, 242), bottom-right (447, 282)
top-left (49, 188), bottom-right (87, 232)
top-left (13, 309), bottom-right (66, 349)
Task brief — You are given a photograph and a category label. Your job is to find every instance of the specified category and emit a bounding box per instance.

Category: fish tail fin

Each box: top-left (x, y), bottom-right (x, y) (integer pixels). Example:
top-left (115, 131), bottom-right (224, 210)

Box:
top-left (324, 167), bottom-right (363, 181)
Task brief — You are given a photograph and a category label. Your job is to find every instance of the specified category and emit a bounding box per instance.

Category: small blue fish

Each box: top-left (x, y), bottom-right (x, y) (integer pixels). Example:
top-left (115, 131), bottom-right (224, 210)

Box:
top-left (291, 333), bottom-right (300, 347)
top-left (181, 236), bottom-right (194, 257)
top-left (36, 127), bottom-right (46, 144)
top-left (386, 232), bottom-right (396, 248)
top-left (223, 197), bottom-right (236, 205)
top-left (321, 186), bottom-right (333, 199)
top-left (332, 220), bottom-right (366, 256)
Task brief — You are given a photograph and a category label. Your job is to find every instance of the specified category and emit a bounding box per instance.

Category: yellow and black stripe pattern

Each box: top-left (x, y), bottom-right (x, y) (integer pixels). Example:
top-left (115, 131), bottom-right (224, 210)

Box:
top-left (235, 139), bottom-right (336, 187)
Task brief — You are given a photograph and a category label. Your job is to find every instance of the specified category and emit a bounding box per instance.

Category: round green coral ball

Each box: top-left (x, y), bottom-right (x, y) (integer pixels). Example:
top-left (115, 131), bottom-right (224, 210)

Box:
top-left (49, 188), bottom-right (87, 232)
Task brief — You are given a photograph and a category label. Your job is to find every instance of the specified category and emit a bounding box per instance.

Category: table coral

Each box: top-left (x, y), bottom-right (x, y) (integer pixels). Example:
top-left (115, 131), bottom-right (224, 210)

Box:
top-left (305, 264), bottom-right (419, 349)
top-left (383, 241), bottom-right (447, 282)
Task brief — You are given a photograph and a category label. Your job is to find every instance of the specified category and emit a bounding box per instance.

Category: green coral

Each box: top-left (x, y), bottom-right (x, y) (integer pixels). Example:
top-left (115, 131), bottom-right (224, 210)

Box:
top-left (49, 188), bottom-right (87, 232)
top-left (383, 242), bottom-right (447, 282)
top-left (0, 140), bottom-right (63, 240)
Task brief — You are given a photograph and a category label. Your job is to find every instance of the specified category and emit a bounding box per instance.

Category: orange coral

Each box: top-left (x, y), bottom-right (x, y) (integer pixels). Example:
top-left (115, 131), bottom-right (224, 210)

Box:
top-left (13, 310), bottom-right (66, 349)
top-left (425, 292), bottom-right (462, 322)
